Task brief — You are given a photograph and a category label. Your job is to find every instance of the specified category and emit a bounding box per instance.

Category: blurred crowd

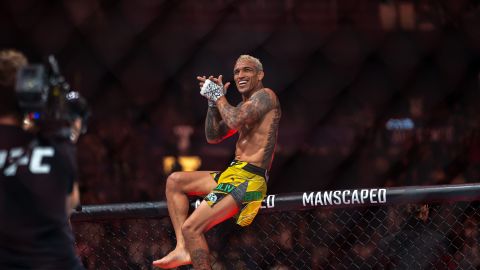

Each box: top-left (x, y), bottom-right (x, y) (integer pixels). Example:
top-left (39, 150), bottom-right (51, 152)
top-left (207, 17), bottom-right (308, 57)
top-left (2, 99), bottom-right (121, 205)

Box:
top-left (76, 90), bottom-right (480, 204)
top-left (1, 0), bottom-right (478, 204)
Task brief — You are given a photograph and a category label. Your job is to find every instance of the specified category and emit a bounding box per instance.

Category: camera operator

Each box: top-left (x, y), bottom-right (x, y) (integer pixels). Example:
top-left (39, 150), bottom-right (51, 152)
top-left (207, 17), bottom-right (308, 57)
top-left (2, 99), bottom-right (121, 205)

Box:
top-left (0, 49), bottom-right (84, 270)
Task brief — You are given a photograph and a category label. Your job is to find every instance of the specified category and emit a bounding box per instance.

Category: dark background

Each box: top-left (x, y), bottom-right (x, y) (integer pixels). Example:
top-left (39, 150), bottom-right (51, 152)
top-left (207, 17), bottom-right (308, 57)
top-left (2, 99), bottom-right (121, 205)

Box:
top-left (1, 0), bottom-right (480, 204)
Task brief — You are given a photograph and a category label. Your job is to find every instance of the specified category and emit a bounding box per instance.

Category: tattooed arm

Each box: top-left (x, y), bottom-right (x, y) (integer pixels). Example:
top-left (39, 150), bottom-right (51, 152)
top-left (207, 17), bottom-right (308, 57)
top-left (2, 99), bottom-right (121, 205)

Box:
top-left (205, 106), bottom-right (237, 144)
top-left (216, 89), bottom-right (275, 130)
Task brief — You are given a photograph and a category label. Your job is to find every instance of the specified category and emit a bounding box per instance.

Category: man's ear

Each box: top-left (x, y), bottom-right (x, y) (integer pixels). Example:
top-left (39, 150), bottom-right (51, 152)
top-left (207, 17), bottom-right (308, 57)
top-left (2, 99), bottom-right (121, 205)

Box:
top-left (257, 70), bottom-right (265, 81)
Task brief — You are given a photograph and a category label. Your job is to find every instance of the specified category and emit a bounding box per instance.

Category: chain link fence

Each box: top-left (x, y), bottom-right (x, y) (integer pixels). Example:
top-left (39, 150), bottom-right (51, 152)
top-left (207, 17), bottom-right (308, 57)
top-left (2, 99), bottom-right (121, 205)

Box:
top-left (72, 200), bottom-right (480, 269)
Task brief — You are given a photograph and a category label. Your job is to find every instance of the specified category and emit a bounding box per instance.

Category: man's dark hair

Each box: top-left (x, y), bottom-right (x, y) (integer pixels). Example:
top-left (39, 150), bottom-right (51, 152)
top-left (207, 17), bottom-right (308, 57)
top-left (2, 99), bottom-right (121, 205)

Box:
top-left (0, 49), bottom-right (28, 117)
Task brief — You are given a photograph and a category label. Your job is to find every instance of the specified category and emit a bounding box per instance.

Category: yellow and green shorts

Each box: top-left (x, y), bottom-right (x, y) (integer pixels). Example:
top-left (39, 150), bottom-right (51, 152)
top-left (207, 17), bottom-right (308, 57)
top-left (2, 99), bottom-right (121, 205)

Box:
top-left (204, 160), bottom-right (268, 227)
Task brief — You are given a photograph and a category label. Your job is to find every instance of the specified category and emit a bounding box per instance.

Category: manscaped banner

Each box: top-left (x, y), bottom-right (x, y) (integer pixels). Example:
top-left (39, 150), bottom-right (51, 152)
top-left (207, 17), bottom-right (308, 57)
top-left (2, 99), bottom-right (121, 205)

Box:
top-left (259, 183), bottom-right (480, 213)
top-left (72, 183), bottom-right (480, 220)
top-left (302, 189), bottom-right (387, 207)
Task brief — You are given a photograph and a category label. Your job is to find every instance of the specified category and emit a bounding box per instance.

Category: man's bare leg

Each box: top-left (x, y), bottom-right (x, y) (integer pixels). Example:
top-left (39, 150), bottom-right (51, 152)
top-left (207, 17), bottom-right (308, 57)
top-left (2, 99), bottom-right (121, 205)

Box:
top-left (182, 195), bottom-right (239, 270)
top-left (152, 171), bottom-right (217, 269)
top-left (188, 234), bottom-right (210, 270)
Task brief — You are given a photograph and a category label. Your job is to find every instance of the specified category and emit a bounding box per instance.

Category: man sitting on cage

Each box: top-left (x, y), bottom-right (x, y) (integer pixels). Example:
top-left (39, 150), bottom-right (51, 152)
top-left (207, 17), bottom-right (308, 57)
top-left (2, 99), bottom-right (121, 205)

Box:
top-left (152, 55), bottom-right (281, 269)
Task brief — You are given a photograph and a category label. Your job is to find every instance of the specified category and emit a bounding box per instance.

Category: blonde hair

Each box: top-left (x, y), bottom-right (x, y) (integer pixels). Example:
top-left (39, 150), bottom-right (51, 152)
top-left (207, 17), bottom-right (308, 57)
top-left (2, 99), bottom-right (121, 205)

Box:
top-left (236, 55), bottom-right (263, 71)
top-left (0, 49), bottom-right (28, 117)
top-left (0, 49), bottom-right (28, 87)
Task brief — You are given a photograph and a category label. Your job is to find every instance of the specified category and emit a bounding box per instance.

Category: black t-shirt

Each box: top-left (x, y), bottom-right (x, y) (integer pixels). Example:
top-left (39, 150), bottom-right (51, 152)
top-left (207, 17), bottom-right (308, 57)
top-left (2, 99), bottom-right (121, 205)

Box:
top-left (0, 125), bottom-right (84, 269)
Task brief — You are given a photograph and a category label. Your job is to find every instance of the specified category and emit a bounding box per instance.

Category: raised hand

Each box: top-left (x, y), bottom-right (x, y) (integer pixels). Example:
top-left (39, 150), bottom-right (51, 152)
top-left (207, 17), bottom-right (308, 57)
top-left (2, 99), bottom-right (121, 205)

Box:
top-left (197, 75), bottom-right (230, 107)
top-left (197, 75), bottom-right (213, 90)
top-left (211, 75), bottom-right (230, 94)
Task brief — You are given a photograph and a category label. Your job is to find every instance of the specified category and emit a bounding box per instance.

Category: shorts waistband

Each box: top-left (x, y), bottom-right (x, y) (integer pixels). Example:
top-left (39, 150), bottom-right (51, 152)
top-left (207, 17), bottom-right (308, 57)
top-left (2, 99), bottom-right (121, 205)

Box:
top-left (230, 160), bottom-right (268, 178)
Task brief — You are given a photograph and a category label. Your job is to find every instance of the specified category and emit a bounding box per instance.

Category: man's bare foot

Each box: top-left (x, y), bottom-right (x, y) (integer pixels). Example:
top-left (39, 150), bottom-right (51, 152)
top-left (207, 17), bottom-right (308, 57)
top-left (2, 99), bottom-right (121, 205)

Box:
top-left (152, 248), bottom-right (191, 269)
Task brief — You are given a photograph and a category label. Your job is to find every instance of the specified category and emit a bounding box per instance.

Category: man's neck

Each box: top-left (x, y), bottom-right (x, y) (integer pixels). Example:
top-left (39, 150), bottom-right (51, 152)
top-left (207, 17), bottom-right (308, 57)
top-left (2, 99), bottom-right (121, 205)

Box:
top-left (242, 83), bottom-right (264, 100)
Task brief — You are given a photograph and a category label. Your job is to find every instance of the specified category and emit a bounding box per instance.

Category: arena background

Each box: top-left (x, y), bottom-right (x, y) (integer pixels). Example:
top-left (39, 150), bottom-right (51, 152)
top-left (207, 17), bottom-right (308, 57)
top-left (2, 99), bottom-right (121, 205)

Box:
top-left (1, 0), bottom-right (480, 269)
top-left (2, 0), bottom-right (479, 203)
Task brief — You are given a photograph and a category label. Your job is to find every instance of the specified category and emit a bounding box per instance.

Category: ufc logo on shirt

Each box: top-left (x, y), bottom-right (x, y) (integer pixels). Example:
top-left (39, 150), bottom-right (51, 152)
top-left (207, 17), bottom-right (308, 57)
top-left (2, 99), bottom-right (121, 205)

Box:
top-left (0, 147), bottom-right (54, 176)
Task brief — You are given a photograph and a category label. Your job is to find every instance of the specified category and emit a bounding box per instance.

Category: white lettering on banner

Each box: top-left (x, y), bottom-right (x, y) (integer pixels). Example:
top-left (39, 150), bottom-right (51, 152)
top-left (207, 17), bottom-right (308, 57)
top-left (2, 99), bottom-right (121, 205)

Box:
top-left (342, 190), bottom-right (350, 204)
top-left (302, 189), bottom-right (388, 207)
top-left (352, 190), bottom-right (360, 204)
top-left (370, 189), bottom-right (377, 203)
top-left (266, 195), bottom-right (275, 208)
top-left (0, 147), bottom-right (55, 176)
top-left (379, 188), bottom-right (386, 203)
top-left (315, 192), bottom-right (323, 205)
top-left (333, 190), bottom-right (341, 205)
top-left (324, 191), bottom-right (332, 205)
top-left (261, 195), bottom-right (276, 209)
top-left (360, 189), bottom-right (369, 203)
top-left (303, 192), bottom-right (314, 207)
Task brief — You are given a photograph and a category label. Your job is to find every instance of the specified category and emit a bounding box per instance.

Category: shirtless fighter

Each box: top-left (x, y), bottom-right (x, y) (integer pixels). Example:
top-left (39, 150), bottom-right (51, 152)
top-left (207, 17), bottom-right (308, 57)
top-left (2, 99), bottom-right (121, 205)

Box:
top-left (153, 55), bottom-right (281, 269)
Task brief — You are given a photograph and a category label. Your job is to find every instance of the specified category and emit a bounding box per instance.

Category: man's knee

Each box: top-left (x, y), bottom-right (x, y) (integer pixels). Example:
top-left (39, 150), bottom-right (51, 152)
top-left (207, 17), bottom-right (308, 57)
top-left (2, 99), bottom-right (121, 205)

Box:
top-left (181, 219), bottom-right (203, 239)
top-left (166, 171), bottom-right (184, 190)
